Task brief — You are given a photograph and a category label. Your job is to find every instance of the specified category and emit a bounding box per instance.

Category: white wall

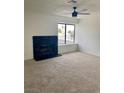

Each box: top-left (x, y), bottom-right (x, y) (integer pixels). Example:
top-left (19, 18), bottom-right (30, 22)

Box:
top-left (75, 14), bottom-right (100, 56)
top-left (24, 11), bottom-right (78, 60)
top-left (25, 10), bottom-right (100, 60)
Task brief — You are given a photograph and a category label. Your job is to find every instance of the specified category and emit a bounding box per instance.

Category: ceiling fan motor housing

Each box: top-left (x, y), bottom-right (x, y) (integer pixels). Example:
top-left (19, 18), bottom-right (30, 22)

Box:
top-left (73, 7), bottom-right (77, 10)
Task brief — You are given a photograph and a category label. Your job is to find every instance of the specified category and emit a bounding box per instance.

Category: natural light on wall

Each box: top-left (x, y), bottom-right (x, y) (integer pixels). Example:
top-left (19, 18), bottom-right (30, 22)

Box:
top-left (58, 23), bottom-right (75, 44)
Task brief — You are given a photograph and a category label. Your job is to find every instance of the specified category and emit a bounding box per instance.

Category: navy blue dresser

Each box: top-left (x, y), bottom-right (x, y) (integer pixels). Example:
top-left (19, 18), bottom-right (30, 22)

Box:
top-left (33, 36), bottom-right (58, 61)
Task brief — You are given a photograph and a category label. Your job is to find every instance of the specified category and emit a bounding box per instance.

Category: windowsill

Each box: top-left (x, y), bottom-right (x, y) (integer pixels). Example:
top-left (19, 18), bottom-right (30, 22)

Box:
top-left (58, 43), bottom-right (77, 46)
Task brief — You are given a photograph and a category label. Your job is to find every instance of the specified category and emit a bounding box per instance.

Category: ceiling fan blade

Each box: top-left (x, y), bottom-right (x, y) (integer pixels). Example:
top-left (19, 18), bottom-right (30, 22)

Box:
top-left (78, 13), bottom-right (90, 15)
top-left (64, 13), bottom-right (72, 14)
top-left (79, 9), bottom-right (88, 12)
top-left (67, 1), bottom-right (72, 3)
top-left (67, 0), bottom-right (77, 3)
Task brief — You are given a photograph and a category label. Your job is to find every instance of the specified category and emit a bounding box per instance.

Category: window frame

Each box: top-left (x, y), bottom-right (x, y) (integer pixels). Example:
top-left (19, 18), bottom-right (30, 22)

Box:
top-left (58, 23), bottom-right (75, 44)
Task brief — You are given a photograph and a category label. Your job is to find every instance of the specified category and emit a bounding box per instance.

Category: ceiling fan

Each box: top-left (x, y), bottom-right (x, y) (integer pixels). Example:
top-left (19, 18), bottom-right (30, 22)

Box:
top-left (67, 0), bottom-right (90, 17)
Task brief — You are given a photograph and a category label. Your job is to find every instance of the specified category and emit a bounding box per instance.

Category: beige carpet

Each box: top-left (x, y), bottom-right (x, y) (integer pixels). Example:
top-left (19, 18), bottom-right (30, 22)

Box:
top-left (25, 52), bottom-right (100, 93)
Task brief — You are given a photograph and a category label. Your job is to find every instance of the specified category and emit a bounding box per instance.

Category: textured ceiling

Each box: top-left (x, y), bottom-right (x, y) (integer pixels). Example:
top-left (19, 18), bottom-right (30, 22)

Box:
top-left (25, 0), bottom-right (99, 17)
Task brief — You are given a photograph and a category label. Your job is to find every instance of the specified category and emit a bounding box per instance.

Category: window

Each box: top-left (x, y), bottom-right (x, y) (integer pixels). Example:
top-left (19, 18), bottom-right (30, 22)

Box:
top-left (58, 23), bottom-right (75, 44)
top-left (58, 24), bottom-right (65, 44)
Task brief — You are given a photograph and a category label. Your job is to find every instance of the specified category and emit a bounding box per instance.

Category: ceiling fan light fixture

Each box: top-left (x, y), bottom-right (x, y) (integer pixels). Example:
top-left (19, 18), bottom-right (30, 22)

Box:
top-left (72, 11), bottom-right (78, 17)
